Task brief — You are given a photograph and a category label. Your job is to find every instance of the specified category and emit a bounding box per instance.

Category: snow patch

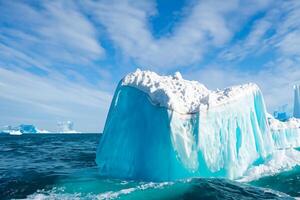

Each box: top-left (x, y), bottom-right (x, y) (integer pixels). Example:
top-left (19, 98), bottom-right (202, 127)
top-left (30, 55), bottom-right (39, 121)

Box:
top-left (122, 69), bottom-right (258, 113)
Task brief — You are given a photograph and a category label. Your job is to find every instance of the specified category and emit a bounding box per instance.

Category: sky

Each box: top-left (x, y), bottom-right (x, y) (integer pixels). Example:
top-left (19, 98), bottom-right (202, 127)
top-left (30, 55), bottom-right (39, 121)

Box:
top-left (0, 0), bottom-right (300, 132)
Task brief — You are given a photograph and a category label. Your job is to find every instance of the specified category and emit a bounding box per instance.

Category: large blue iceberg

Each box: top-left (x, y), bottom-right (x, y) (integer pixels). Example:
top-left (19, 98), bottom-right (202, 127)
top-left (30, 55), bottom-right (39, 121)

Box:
top-left (96, 70), bottom-right (300, 181)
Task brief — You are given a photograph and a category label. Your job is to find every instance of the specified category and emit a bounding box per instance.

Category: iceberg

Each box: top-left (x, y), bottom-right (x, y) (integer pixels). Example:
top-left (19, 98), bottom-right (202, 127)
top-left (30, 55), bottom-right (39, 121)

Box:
top-left (19, 124), bottom-right (38, 133)
top-left (273, 104), bottom-right (289, 121)
top-left (57, 121), bottom-right (79, 133)
top-left (96, 69), bottom-right (300, 181)
top-left (294, 85), bottom-right (300, 118)
top-left (0, 124), bottom-right (48, 135)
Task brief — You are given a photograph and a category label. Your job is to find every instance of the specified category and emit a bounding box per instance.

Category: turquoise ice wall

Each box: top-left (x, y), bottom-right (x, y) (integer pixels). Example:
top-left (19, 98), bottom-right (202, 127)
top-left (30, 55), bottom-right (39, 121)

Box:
top-left (96, 84), bottom-right (192, 181)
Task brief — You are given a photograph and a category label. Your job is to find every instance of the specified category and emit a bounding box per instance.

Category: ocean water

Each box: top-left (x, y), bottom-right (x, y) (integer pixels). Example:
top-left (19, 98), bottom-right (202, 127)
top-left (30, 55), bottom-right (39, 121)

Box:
top-left (0, 134), bottom-right (299, 200)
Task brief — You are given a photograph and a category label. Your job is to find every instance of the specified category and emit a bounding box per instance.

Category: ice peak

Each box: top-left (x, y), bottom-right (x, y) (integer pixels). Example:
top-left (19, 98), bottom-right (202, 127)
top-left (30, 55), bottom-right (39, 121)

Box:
top-left (173, 71), bottom-right (182, 80)
top-left (294, 84), bottom-right (300, 118)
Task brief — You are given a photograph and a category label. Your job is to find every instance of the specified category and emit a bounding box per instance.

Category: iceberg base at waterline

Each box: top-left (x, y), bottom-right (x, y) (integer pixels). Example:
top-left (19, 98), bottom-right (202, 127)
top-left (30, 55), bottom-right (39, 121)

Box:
top-left (96, 70), bottom-right (300, 181)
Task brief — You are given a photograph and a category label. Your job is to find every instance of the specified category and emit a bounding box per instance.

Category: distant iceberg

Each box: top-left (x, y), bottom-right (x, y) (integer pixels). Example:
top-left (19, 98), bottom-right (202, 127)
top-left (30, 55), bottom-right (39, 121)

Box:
top-left (96, 69), bottom-right (300, 181)
top-left (273, 104), bottom-right (290, 121)
top-left (294, 85), bottom-right (300, 118)
top-left (57, 121), bottom-right (79, 133)
top-left (0, 122), bottom-right (80, 135)
top-left (0, 124), bottom-right (49, 135)
top-left (19, 124), bottom-right (38, 134)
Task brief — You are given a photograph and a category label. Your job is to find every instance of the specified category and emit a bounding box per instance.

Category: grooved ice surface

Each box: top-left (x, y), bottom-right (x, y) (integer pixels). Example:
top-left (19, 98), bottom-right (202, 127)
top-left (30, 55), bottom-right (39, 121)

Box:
top-left (269, 116), bottom-right (300, 149)
top-left (97, 70), bottom-right (300, 181)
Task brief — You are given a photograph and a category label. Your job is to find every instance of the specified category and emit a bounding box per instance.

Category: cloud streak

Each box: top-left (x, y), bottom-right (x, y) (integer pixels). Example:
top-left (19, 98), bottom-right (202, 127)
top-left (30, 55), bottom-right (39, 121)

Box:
top-left (1, 0), bottom-right (300, 131)
top-left (0, 68), bottom-right (111, 132)
top-left (87, 0), bottom-right (270, 69)
top-left (0, 1), bottom-right (104, 71)
top-left (220, 1), bottom-right (300, 62)
top-left (185, 59), bottom-right (300, 114)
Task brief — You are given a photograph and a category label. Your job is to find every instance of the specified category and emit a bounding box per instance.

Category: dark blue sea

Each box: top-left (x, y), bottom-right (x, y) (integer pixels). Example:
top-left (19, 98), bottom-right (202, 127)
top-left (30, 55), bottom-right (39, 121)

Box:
top-left (1, 134), bottom-right (300, 200)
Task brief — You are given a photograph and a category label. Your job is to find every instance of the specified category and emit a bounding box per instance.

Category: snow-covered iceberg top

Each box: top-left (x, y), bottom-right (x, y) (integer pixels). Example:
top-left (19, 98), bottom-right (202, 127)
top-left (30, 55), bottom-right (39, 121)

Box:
top-left (122, 69), bottom-right (259, 113)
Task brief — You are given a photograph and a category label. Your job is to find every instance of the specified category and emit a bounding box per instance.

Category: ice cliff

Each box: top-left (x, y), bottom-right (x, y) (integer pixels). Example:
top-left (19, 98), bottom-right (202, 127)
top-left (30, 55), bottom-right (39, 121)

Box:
top-left (96, 69), bottom-right (300, 181)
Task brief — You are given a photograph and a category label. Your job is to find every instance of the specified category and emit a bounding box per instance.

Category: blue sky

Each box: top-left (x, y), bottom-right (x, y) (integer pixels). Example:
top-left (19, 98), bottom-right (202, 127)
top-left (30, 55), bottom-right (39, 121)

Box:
top-left (0, 0), bottom-right (300, 132)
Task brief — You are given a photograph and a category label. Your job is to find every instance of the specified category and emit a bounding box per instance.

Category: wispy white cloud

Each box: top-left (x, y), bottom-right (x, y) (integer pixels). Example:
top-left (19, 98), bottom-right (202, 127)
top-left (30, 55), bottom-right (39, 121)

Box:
top-left (185, 57), bottom-right (300, 113)
top-left (1, 0), bottom-right (300, 131)
top-left (0, 68), bottom-right (111, 132)
top-left (0, 1), bottom-right (104, 70)
top-left (87, 0), bottom-right (270, 69)
top-left (278, 30), bottom-right (300, 56)
top-left (205, 0), bottom-right (300, 114)
top-left (219, 17), bottom-right (273, 61)
top-left (0, 1), bottom-right (112, 132)
top-left (220, 1), bottom-right (300, 62)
